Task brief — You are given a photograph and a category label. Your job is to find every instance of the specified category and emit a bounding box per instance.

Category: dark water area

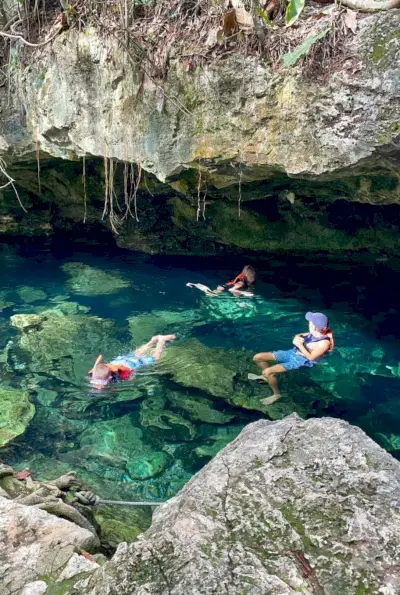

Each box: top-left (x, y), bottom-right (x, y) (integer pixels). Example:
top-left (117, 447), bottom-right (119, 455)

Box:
top-left (1, 239), bottom-right (400, 508)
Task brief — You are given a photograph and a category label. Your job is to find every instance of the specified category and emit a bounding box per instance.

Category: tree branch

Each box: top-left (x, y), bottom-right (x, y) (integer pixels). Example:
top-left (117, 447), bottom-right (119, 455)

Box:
top-left (0, 23), bottom-right (64, 47)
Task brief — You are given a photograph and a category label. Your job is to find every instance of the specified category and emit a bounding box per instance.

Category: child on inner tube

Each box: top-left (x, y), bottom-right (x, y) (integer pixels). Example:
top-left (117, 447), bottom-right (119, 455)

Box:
top-left (187, 265), bottom-right (256, 297)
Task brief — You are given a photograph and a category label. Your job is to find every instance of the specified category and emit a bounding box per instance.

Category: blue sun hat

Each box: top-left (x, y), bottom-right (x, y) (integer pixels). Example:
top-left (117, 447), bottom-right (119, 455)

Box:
top-left (305, 311), bottom-right (328, 330)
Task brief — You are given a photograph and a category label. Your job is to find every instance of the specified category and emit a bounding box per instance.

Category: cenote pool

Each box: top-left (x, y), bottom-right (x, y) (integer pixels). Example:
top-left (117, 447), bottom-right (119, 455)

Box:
top-left (1, 241), bottom-right (400, 539)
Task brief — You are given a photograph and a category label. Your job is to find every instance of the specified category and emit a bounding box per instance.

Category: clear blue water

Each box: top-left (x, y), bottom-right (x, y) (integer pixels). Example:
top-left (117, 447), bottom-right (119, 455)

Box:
top-left (1, 240), bottom-right (400, 509)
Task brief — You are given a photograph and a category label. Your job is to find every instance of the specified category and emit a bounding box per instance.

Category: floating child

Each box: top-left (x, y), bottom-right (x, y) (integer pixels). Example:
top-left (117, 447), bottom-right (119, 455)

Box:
top-left (187, 265), bottom-right (256, 298)
top-left (88, 334), bottom-right (176, 390)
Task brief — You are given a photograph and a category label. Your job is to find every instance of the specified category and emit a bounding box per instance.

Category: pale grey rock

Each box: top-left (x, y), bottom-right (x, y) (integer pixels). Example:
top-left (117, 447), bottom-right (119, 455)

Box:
top-left (57, 553), bottom-right (100, 582)
top-left (21, 581), bottom-right (48, 595)
top-left (64, 415), bottom-right (400, 595)
top-left (0, 496), bottom-right (98, 595)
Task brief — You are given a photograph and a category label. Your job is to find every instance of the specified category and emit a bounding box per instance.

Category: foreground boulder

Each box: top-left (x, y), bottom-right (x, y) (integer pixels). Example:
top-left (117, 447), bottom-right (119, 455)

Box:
top-left (63, 415), bottom-right (400, 594)
top-left (0, 496), bottom-right (99, 595)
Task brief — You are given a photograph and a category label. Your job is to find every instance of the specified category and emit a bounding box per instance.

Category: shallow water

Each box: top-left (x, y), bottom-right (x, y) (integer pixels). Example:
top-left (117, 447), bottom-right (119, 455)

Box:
top-left (1, 241), bottom-right (400, 511)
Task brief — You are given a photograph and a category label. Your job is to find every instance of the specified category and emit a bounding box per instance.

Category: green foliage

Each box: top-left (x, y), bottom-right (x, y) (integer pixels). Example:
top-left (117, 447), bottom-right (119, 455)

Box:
top-left (285, 0), bottom-right (305, 27)
top-left (256, 8), bottom-right (273, 28)
top-left (282, 27), bottom-right (330, 66)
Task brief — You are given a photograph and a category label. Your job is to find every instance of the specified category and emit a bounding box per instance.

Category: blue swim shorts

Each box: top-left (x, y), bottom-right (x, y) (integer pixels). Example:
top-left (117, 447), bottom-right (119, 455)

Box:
top-left (110, 354), bottom-right (155, 371)
top-left (272, 348), bottom-right (313, 371)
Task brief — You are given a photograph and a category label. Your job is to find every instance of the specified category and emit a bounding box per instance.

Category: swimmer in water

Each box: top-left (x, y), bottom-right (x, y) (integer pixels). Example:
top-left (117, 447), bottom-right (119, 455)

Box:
top-left (248, 312), bottom-right (334, 405)
top-left (187, 265), bottom-right (256, 298)
top-left (88, 334), bottom-right (176, 390)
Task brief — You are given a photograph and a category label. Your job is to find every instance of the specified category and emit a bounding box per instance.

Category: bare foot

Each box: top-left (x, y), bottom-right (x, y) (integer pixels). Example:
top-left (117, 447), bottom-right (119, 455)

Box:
top-left (248, 373), bottom-right (264, 381)
top-left (161, 334), bottom-right (176, 342)
top-left (261, 394), bottom-right (281, 406)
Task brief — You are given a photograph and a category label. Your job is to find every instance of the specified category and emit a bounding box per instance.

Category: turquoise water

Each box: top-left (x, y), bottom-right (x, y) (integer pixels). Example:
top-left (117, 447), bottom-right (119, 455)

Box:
top-left (1, 241), bottom-right (400, 510)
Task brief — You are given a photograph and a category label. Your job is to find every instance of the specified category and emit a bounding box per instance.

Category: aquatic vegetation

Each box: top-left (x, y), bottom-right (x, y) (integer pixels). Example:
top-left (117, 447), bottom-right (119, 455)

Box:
top-left (62, 262), bottom-right (131, 296)
top-left (0, 386), bottom-right (35, 447)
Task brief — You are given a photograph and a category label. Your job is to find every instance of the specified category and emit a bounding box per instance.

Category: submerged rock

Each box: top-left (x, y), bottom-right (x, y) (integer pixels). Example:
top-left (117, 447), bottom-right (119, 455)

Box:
top-left (0, 290), bottom-right (16, 311)
top-left (65, 415), bottom-right (400, 595)
top-left (0, 386), bottom-right (35, 447)
top-left (140, 396), bottom-right (198, 441)
top-left (193, 424), bottom-right (245, 460)
top-left (93, 505), bottom-right (152, 552)
top-left (128, 309), bottom-right (202, 345)
top-left (16, 286), bottom-right (47, 304)
top-left (167, 391), bottom-right (235, 424)
top-left (10, 307), bottom-right (122, 385)
top-left (160, 338), bottom-right (245, 399)
top-left (126, 451), bottom-right (172, 480)
top-left (77, 414), bottom-right (174, 481)
top-left (62, 262), bottom-right (131, 296)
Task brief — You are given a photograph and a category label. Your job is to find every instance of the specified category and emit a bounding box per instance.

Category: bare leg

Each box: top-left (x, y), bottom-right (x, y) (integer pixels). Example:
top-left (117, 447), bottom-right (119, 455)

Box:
top-left (134, 336), bottom-right (159, 357)
top-left (260, 364), bottom-right (286, 405)
top-left (254, 352), bottom-right (276, 371)
top-left (248, 352), bottom-right (276, 380)
top-left (153, 334), bottom-right (176, 361)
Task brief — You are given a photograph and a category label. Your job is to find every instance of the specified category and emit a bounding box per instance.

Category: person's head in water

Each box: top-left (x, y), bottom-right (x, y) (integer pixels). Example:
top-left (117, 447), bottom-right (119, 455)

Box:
top-left (90, 362), bottom-right (111, 387)
top-left (242, 265), bottom-right (256, 286)
top-left (305, 312), bottom-right (334, 350)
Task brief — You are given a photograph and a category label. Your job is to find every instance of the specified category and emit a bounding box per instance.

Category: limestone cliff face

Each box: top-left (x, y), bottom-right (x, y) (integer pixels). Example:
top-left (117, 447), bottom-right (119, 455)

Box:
top-left (1, 11), bottom-right (399, 189)
top-left (0, 11), bottom-right (399, 254)
top-left (52, 415), bottom-right (400, 594)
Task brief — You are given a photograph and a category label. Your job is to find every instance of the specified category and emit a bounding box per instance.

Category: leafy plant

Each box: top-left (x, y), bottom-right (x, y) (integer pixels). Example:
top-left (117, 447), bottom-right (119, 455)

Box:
top-left (281, 26), bottom-right (330, 66)
top-left (256, 7), bottom-right (274, 28)
top-left (285, 0), bottom-right (305, 26)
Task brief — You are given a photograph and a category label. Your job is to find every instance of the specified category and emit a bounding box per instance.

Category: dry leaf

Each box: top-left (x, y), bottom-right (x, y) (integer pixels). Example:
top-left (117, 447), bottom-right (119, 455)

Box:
top-left (15, 470), bottom-right (31, 480)
top-left (183, 57), bottom-right (190, 72)
top-left (81, 550), bottom-right (96, 562)
top-left (235, 7), bottom-right (254, 32)
top-left (344, 8), bottom-right (357, 34)
top-left (223, 9), bottom-right (237, 35)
